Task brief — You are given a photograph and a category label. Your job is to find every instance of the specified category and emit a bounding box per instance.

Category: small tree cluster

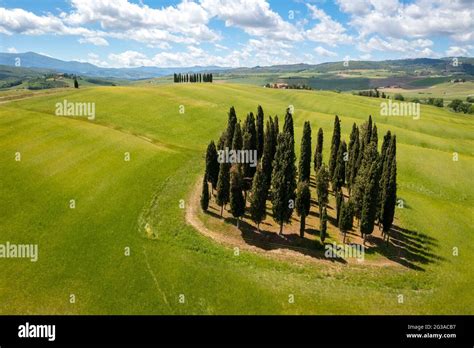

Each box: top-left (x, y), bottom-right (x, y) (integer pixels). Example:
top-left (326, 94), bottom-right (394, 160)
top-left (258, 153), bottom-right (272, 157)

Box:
top-left (174, 73), bottom-right (213, 83)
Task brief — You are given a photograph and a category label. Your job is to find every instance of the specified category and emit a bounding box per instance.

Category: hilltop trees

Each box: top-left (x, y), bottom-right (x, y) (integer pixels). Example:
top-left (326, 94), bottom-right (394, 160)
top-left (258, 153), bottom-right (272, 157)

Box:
top-left (271, 133), bottom-right (296, 235)
top-left (174, 73), bottom-right (213, 83)
top-left (314, 128), bottom-right (323, 174)
top-left (296, 181), bottom-right (311, 237)
top-left (299, 121), bottom-right (312, 183)
top-left (328, 115), bottom-right (341, 181)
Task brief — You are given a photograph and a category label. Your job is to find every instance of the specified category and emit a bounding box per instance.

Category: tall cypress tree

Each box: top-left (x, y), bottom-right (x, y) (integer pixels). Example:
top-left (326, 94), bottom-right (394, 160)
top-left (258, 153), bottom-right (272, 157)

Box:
top-left (348, 126), bottom-right (360, 194)
top-left (320, 206), bottom-right (328, 243)
top-left (328, 115), bottom-right (341, 180)
top-left (243, 112), bottom-right (257, 177)
top-left (232, 122), bottom-right (243, 151)
top-left (381, 136), bottom-right (397, 241)
top-left (316, 164), bottom-right (329, 217)
top-left (346, 123), bottom-right (358, 187)
top-left (271, 133), bottom-right (296, 235)
top-left (283, 108), bottom-right (294, 140)
top-left (225, 107), bottom-right (237, 149)
top-left (205, 140), bottom-right (219, 191)
top-left (378, 131), bottom-right (392, 224)
top-left (314, 127), bottom-right (323, 174)
top-left (249, 163), bottom-right (268, 232)
top-left (332, 140), bottom-right (347, 191)
top-left (230, 165), bottom-right (245, 228)
top-left (256, 105), bottom-right (265, 160)
top-left (296, 181), bottom-right (311, 237)
top-left (299, 121), bottom-right (312, 183)
top-left (371, 123), bottom-right (378, 148)
top-left (200, 174), bottom-right (209, 211)
top-left (335, 188), bottom-right (343, 226)
top-left (274, 115), bottom-right (279, 136)
top-left (262, 118), bottom-right (275, 189)
top-left (339, 200), bottom-right (353, 244)
top-left (216, 162), bottom-right (230, 216)
top-left (360, 158), bottom-right (381, 244)
top-left (283, 109), bottom-right (296, 198)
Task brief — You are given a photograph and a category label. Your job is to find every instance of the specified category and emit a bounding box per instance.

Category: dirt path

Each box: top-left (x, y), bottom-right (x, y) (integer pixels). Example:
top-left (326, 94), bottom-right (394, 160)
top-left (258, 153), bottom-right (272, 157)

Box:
top-left (185, 177), bottom-right (400, 268)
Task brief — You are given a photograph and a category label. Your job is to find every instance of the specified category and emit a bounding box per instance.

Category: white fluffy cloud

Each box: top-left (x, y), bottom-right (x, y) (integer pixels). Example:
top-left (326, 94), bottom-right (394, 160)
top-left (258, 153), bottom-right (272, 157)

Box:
top-left (446, 45), bottom-right (473, 57)
top-left (338, 0), bottom-right (474, 42)
top-left (305, 4), bottom-right (353, 46)
top-left (358, 36), bottom-right (438, 57)
top-left (314, 46), bottom-right (338, 57)
top-left (78, 37), bottom-right (109, 46)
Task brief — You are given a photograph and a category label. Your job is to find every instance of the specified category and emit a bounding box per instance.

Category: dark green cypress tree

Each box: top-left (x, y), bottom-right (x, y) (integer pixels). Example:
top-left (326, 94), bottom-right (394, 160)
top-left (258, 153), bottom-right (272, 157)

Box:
top-left (298, 121), bottom-right (312, 183)
top-left (216, 162), bottom-right (230, 216)
top-left (328, 115), bottom-right (341, 180)
top-left (381, 136), bottom-right (397, 241)
top-left (346, 123), bottom-right (357, 186)
top-left (274, 115), bottom-right (279, 135)
top-left (348, 126), bottom-right (360, 194)
top-left (316, 164), bottom-right (329, 217)
top-left (378, 131), bottom-right (392, 224)
top-left (74, 77), bottom-right (79, 88)
top-left (320, 206), bottom-right (328, 243)
top-left (205, 140), bottom-right (219, 191)
top-left (256, 105), bottom-right (265, 159)
top-left (360, 156), bottom-right (381, 244)
top-left (314, 127), bottom-right (323, 174)
top-left (225, 107), bottom-right (237, 149)
top-left (232, 122), bottom-right (243, 151)
top-left (271, 133), bottom-right (296, 235)
top-left (249, 163), bottom-right (268, 232)
top-left (339, 200), bottom-right (353, 244)
top-left (230, 165), bottom-right (246, 228)
top-left (335, 188), bottom-right (343, 226)
top-left (200, 175), bottom-right (209, 211)
top-left (262, 118), bottom-right (275, 189)
top-left (283, 108), bottom-right (294, 140)
top-left (332, 140), bottom-right (347, 191)
top-left (296, 181), bottom-right (311, 237)
top-left (217, 131), bottom-right (226, 151)
top-left (371, 123), bottom-right (378, 148)
top-left (243, 112), bottom-right (257, 177)
top-left (351, 142), bottom-right (379, 223)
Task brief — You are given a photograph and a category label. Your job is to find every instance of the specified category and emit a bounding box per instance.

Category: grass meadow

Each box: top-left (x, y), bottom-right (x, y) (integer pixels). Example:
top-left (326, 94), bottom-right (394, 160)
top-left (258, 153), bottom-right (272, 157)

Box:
top-left (0, 83), bottom-right (472, 314)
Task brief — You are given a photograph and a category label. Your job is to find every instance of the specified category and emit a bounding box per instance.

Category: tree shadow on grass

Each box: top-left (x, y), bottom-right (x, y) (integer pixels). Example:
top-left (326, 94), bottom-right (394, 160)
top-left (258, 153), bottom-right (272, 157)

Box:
top-left (365, 224), bottom-right (445, 271)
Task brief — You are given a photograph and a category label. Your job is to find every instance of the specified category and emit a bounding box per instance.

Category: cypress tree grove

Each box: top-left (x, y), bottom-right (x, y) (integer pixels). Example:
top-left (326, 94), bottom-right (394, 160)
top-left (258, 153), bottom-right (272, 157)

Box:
top-left (381, 136), bottom-right (397, 242)
top-left (216, 162), bottom-right (230, 216)
top-left (316, 164), bottom-right (329, 217)
top-left (332, 140), bottom-right (347, 191)
top-left (256, 105), bottom-right (265, 159)
top-left (225, 107), bottom-right (237, 149)
top-left (314, 127), bottom-right (323, 174)
top-left (271, 133), bottom-right (296, 235)
top-left (200, 175), bottom-right (210, 212)
top-left (249, 163), bottom-right (268, 232)
top-left (298, 121), bottom-right (312, 183)
top-left (360, 156), bottom-right (381, 244)
top-left (320, 206), bottom-right (328, 243)
top-left (328, 115), bottom-right (341, 180)
top-left (205, 140), bottom-right (219, 191)
top-left (230, 165), bottom-right (246, 228)
top-left (295, 181), bottom-right (311, 237)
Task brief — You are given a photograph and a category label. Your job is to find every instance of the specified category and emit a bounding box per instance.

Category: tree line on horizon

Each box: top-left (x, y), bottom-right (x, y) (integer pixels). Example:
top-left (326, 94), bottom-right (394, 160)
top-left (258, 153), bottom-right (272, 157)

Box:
top-left (201, 105), bottom-right (398, 246)
top-left (174, 73), bottom-right (213, 83)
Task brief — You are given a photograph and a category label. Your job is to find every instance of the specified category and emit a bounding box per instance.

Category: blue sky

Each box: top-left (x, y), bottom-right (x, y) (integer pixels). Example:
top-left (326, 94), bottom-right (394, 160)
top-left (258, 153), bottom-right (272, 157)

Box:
top-left (0, 0), bottom-right (472, 67)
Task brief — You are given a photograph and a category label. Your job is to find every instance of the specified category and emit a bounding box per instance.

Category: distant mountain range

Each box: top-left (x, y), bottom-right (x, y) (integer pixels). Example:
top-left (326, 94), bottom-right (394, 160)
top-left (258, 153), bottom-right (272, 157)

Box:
top-left (1, 52), bottom-right (473, 80)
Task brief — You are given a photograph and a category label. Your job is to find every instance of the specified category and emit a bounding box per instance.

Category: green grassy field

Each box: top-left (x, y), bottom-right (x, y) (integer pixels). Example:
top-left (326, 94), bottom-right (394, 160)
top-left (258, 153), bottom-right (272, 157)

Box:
top-left (0, 83), bottom-right (473, 314)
